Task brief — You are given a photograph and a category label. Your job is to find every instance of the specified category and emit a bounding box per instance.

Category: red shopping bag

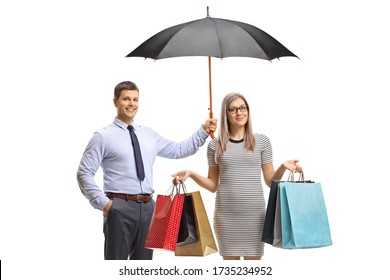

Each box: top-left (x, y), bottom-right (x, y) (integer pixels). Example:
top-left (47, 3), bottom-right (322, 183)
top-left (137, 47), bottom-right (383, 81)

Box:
top-left (145, 186), bottom-right (185, 251)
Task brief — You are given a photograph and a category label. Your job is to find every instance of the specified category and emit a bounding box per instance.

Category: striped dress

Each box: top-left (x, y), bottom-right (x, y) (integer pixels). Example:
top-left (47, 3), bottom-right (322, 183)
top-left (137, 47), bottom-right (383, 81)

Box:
top-left (207, 134), bottom-right (273, 256)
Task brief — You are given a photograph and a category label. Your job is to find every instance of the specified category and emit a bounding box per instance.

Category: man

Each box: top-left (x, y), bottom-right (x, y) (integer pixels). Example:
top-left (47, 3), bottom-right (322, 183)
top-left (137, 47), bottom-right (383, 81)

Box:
top-left (77, 81), bottom-right (217, 260)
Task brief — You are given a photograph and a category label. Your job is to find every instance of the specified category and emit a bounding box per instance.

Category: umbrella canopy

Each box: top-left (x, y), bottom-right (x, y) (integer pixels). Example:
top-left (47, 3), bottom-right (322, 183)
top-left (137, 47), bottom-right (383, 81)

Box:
top-left (127, 10), bottom-right (297, 60)
top-left (126, 7), bottom-right (298, 137)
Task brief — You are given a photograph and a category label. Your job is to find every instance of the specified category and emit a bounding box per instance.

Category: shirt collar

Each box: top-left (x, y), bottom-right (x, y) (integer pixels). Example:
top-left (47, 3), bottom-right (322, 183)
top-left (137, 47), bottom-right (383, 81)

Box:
top-left (114, 117), bottom-right (139, 131)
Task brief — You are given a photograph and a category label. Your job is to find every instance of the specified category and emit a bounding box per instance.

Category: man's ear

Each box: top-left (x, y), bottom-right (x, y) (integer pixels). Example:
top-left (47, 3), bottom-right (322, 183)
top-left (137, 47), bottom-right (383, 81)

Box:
top-left (113, 97), bottom-right (117, 107)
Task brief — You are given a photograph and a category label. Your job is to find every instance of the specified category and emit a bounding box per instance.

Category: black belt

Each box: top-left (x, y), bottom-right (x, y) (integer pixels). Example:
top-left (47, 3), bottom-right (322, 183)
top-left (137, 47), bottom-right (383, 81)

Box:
top-left (106, 192), bottom-right (152, 203)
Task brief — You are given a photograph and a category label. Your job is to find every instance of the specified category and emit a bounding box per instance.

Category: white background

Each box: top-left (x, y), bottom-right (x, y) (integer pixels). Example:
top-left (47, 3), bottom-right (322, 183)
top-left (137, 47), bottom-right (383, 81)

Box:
top-left (1, 0), bottom-right (389, 279)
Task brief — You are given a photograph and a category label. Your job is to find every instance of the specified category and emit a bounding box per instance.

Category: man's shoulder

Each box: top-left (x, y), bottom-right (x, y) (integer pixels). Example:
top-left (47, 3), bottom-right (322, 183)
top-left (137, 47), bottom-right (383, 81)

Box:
top-left (94, 122), bottom-right (120, 136)
top-left (135, 124), bottom-right (158, 135)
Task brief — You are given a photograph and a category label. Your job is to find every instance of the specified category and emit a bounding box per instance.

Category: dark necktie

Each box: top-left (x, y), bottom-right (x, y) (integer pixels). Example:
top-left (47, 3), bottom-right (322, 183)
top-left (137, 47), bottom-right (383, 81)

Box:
top-left (127, 125), bottom-right (145, 181)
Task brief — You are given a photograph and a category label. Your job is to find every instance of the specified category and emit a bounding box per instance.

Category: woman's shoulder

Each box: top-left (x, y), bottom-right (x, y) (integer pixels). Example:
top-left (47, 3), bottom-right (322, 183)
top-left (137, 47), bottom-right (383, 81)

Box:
top-left (253, 133), bottom-right (272, 150)
top-left (253, 133), bottom-right (273, 159)
top-left (253, 133), bottom-right (270, 142)
top-left (207, 138), bottom-right (217, 149)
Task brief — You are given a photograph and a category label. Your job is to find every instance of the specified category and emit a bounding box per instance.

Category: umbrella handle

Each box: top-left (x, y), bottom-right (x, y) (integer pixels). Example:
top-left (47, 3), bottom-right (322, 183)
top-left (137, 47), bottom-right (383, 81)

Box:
top-left (209, 111), bottom-right (215, 139)
top-left (208, 56), bottom-right (215, 139)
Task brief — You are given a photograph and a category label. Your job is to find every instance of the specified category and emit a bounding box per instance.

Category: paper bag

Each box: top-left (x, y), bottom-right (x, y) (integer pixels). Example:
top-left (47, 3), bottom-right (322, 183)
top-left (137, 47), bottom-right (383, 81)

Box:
top-left (279, 182), bottom-right (332, 249)
top-left (175, 191), bottom-right (218, 256)
top-left (145, 187), bottom-right (185, 251)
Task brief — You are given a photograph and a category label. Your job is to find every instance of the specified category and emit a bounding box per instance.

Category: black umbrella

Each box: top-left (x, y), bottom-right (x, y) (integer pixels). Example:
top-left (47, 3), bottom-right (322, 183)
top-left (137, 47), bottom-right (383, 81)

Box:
top-left (127, 7), bottom-right (298, 137)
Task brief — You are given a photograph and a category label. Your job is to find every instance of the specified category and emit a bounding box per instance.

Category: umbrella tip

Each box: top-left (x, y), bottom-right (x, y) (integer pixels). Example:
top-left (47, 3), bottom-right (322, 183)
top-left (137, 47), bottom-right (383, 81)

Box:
top-left (207, 6), bottom-right (210, 17)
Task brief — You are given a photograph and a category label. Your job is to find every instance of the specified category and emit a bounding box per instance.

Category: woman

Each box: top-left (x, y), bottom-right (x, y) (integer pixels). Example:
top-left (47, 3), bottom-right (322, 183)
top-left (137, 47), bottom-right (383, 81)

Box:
top-left (172, 92), bottom-right (301, 260)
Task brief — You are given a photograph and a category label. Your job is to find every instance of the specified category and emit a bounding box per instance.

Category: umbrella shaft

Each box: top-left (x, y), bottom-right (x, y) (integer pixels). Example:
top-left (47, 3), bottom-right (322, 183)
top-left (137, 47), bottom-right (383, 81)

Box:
top-left (208, 56), bottom-right (213, 118)
top-left (208, 56), bottom-right (215, 139)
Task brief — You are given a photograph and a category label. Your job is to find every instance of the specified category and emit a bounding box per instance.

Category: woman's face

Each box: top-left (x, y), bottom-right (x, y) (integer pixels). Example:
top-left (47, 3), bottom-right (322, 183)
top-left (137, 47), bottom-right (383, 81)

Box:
top-left (227, 97), bottom-right (248, 129)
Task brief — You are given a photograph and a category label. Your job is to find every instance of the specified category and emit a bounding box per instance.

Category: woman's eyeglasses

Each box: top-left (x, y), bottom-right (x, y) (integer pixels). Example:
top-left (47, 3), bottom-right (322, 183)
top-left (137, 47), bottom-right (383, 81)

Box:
top-left (227, 105), bottom-right (248, 114)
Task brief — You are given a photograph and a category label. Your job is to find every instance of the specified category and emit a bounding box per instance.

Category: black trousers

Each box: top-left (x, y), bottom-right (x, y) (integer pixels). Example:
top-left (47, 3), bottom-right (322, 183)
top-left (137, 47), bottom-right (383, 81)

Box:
top-left (103, 197), bottom-right (155, 260)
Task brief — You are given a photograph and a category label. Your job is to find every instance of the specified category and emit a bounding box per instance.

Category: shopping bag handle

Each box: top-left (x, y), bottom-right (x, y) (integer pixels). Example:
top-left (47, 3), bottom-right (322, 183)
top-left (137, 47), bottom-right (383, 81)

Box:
top-left (177, 182), bottom-right (188, 195)
top-left (165, 183), bottom-right (188, 197)
top-left (287, 171), bottom-right (316, 184)
top-left (287, 171), bottom-right (305, 182)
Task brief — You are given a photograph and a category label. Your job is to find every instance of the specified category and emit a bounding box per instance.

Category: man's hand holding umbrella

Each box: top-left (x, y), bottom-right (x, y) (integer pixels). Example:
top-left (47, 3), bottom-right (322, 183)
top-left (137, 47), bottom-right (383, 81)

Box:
top-left (202, 118), bottom-right (218, 134)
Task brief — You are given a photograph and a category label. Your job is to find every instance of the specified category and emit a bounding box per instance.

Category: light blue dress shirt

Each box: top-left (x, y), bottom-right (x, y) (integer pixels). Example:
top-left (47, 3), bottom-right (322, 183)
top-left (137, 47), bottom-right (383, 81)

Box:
top-left (77, 118), bottom-right (209, 211)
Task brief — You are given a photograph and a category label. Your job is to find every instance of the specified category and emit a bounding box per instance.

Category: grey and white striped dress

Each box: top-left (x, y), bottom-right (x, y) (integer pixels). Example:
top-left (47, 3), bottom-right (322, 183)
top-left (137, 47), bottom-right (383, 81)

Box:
top-left (207, 134), bottom-right (273, 256)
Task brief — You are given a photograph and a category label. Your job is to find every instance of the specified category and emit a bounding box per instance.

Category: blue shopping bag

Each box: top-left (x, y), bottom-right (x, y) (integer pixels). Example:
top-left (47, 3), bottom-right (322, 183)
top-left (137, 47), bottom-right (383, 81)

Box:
top-left (279, 182), bottom-right (332, 249)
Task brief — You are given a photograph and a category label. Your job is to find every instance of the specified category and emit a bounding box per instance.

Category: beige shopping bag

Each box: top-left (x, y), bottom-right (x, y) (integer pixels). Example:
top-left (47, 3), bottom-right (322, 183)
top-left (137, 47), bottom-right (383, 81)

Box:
top-left (175, 191), bottom-right (218, 256)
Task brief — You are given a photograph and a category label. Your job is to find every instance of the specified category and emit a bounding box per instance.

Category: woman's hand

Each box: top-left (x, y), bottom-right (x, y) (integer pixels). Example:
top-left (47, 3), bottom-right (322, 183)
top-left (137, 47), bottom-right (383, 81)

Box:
top-left (172, 170), bottom-right (191, 185)
top-left (283, 159), bottom-right (302, 173)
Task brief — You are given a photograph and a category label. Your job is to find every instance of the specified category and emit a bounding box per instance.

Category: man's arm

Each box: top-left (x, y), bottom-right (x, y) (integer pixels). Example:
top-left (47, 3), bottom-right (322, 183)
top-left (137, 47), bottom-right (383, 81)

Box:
top-left (77, 133), bottom-right (110, 211)
top-left (157, 118), bottom-right (217, 159)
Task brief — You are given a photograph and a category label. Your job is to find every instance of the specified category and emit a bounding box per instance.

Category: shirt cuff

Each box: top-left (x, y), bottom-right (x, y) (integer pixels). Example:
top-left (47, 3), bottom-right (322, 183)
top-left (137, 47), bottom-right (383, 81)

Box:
top-left (98, 195), bottom-right (110, 211)
top-left (199, 125), bottom-right (210, 138)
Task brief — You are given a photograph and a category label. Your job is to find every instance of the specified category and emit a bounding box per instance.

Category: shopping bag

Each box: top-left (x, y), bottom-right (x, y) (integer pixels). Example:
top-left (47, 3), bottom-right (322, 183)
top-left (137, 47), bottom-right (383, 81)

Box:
top-left (272, 186), bottom-right (283, 248)
top-left (279, 181), bottom-right (332, 249)
top-left (262, 180), bottom-right (280, 245)
top-left (263, 176), bottom-right (314, 246)
top-left (175, 191), bottom-right (218, 256)
top-left (145, 185), bottom-right (185, 251)
top-left (177, 193), bottom-right (198, 246)
top-left (262, 172), bottom-right (328, 249)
